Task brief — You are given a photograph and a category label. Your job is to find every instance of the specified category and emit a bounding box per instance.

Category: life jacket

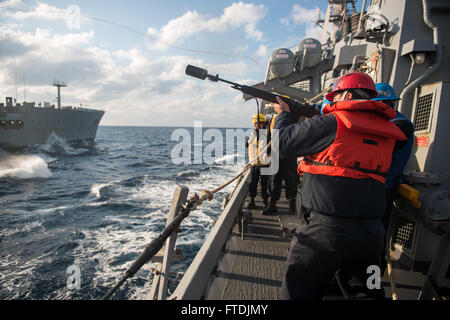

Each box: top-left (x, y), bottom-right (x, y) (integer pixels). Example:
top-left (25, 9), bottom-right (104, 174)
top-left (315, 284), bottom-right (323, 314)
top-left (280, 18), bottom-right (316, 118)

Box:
top-left (248, 129), bottom-right (270, 166)
top-left (298, 100), bottom-right (407, 184)
top-left (269, 113), bottom-right (278, 132)
top-left (384, 111), bottom-right (414, 188)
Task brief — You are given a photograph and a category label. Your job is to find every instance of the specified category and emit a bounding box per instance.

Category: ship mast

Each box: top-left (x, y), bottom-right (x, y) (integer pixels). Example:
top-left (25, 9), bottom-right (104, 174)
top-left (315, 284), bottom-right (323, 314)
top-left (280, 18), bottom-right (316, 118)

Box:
top-left (53, 80), bottom-right (67, 109)
top-left (319, 0), bottom-right (358, 44)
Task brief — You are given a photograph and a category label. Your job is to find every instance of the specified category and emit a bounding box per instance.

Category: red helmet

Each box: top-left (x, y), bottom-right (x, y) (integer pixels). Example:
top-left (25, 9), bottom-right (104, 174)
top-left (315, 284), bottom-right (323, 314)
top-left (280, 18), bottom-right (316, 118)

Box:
top-left (325, 72), bottom-right (378, 102)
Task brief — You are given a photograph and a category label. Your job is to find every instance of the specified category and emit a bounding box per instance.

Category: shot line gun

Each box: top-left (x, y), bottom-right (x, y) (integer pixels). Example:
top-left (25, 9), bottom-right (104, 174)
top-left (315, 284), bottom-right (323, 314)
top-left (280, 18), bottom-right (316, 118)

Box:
top-left (185, 65), bottom-right (320, 119)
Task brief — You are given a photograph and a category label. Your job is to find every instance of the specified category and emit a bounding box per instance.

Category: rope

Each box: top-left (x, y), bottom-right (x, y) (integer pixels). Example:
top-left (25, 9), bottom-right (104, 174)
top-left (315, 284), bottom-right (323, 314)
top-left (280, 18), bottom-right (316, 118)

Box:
top-left (305, 83), bottom-right (334, 104)
top-left (103, 134), bottom-right (271, 299)
top-left (387, 258), bottom-right (398, 300)
top-left (385, 212), bottom-right (398, 300)
top-left (195, 163), bottom-right (251, 205)
top-left (195, 137), bottom-right (273, 205)
top-left (225, 170), bottom-right (247, 204)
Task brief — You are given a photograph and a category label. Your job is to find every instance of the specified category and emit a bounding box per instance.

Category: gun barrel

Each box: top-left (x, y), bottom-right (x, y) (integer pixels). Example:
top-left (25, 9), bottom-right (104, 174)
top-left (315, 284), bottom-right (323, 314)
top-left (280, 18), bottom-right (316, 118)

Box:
top-left (186, 65), bottom-right (208, 80)
top-left (184, 64), bottom-right (320, 118)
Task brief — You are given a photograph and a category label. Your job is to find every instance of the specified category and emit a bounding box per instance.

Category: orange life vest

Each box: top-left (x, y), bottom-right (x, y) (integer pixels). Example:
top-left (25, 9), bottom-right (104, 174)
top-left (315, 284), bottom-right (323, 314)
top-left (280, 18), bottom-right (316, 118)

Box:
top-left (298, 100), bottom-right (406, 184)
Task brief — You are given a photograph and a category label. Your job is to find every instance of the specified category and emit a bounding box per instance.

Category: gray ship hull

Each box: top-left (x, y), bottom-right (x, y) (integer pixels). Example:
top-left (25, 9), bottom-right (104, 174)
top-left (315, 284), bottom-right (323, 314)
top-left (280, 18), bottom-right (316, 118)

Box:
top-left (0, 105), bottom-right (104, 149)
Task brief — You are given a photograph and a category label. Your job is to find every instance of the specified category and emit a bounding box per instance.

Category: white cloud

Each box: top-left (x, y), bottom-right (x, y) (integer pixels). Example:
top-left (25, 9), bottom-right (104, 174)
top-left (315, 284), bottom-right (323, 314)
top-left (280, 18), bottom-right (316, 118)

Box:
top-left (244, 23), bottom-right (263, 41)
top-left (3, 1), bottom-right (87, 32)
top-left (217, 2), bottom-right (266, 26)
top-left (305, 25), bottom-right (323, 40)
top-left (281, 4), bottom-right (323, 41)
top-left (255, 44), bottom-right (268, 58)
top-left (285, 5), bottom-right (320, 26)
top-left (0, 1), bottom-right (263, 127)
top-left (0, 22), bottom-right (255, 127)
top-left (0, 27), bottom-right (97, 86)
top-left (0, 0), bottom-right (23, 8)
top-left (4, 1), bottom-right (69, 21)
top-left (205, 60), bottom-right (248, 76)
top-left (146, 2), bottom-right (267, 49)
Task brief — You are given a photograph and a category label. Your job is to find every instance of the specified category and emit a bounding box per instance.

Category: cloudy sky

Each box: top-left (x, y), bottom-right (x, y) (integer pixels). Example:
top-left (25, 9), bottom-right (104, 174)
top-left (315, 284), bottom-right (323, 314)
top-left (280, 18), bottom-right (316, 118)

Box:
top-left (0, 0), bottom-right (341, 127)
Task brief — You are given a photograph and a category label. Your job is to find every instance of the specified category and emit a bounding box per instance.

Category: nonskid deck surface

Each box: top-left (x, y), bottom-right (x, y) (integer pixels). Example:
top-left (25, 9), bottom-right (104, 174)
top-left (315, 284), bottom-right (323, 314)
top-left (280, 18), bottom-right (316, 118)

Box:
top-left (206, 192), bottom-right (293, 300)
top-left (209, 192), bottom-right (350, 300)
top-left (206, 187), bottom-right (428, 300)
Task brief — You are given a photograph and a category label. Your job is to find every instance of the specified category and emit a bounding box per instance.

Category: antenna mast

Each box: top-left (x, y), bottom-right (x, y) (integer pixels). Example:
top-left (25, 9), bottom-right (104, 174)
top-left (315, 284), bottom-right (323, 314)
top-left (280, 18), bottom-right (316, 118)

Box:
top-left (53, 80), bottom-right (67, 109)
top-left (23, 73), bottom-right (26, 102)
top-left (320, 0), bottom-right (358, 44)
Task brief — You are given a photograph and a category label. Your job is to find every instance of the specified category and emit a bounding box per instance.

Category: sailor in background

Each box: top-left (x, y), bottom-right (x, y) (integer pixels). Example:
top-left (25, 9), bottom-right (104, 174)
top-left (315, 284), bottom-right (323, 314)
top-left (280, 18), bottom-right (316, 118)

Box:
top-left (263, 110), bottom-right (299, 215)
top-left (272, 72), bottom-right (407, 300)
top-left (372, 83), bottom-right (414, 275)
top-left (246, 113), bottom-right (270, 209)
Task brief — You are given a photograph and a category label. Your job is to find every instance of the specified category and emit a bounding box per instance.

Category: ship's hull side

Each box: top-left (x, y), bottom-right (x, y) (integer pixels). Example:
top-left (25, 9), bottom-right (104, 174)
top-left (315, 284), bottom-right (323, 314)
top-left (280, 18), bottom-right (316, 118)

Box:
top-left (0, 106), bottom-right (104, 149)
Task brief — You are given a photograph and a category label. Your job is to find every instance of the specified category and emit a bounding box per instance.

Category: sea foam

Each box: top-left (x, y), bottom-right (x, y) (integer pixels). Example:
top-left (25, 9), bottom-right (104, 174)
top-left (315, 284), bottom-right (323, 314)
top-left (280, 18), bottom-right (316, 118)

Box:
top-left (0, 155), bottom-right (52, 179)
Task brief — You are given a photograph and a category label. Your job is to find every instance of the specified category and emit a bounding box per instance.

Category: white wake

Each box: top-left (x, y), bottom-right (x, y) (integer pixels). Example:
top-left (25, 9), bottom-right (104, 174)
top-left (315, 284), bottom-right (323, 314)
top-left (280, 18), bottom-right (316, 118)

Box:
top-left (0, 154), bottom-right (52, 179)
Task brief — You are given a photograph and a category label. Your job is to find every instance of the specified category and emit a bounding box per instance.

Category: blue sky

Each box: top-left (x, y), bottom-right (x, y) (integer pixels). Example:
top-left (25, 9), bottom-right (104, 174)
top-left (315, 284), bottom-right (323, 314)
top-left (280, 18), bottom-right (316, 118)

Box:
top-left (0, 0), bottom-right (349, 127)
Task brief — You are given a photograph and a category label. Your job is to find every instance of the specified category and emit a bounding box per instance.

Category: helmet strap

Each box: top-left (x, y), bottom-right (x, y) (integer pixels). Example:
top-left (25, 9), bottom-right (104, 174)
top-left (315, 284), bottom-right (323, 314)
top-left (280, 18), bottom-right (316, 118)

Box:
top-left (384, 100), bottom-right (396, 108)
top-left (337, 90), bottom-right (350, 101)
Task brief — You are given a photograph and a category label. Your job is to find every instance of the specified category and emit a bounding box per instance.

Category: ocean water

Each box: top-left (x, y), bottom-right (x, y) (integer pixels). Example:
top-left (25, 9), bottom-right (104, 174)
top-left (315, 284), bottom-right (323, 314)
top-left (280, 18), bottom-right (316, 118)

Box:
top-left (0, 126), bottom-right (248, 300)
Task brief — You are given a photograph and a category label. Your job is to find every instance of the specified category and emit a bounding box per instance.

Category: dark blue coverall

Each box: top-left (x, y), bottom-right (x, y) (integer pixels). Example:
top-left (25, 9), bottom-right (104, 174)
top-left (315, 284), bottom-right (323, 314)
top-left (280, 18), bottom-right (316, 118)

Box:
top-left (274, 110), bottom-right (386, 300)
top-left (380, 111), bottom-right (414, 275)
top-left (267, 116), bottom-right (299, 205)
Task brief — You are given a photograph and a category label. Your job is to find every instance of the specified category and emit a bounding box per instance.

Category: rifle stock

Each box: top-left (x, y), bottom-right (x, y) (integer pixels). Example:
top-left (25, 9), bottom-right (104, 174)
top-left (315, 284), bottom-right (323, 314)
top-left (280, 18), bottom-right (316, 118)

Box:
top-left (237, 84), bottom-right (320, 118)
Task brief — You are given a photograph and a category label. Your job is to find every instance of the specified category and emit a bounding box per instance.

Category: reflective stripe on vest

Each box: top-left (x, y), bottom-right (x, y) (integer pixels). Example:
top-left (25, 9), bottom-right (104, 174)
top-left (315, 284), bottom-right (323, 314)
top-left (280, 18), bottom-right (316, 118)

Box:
top-left (302, 157), bottom-right (386, 178)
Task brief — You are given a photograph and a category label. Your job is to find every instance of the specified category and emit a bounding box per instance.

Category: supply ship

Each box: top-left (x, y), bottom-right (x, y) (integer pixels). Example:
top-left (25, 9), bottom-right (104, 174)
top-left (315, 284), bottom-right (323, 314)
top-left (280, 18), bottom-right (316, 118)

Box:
top-left (105, 0), bottom-right (449, 301)
top-left (0, 81), bottom-right (104, 150)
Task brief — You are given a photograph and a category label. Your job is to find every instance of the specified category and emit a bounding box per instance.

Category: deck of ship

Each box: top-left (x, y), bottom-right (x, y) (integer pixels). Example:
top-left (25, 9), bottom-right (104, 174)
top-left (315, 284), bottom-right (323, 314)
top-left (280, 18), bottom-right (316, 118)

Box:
top-left (204, 185), bottom-right (429, 300)
top-left (205, 191), bottom-right (293, 300)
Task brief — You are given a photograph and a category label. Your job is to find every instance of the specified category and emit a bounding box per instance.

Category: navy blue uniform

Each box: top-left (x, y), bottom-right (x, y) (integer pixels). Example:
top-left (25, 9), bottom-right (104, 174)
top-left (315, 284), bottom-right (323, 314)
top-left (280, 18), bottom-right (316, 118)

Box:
top-left (381, 111), bottom-right (414, 276)
top-left (275, 111), bottom-right (385, 300)
top-left (267, 116), bottom-right (299, 204)
top-left (383, 112), bottom-right (414, 226)
top-left (249, 166), bottom-right (269, 200)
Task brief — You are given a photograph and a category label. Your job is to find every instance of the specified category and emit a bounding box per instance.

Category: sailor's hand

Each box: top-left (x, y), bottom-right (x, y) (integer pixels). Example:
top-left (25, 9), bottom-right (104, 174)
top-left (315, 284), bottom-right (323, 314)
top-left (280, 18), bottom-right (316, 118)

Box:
top-left (273, 96), bottom-right (290, 114)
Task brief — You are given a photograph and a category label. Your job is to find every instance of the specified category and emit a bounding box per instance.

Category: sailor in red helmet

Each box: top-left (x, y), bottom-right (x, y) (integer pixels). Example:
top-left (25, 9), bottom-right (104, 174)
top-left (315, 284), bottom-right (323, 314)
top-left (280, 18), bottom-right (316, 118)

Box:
top-left (272, 72), bottom-right (406, 300)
